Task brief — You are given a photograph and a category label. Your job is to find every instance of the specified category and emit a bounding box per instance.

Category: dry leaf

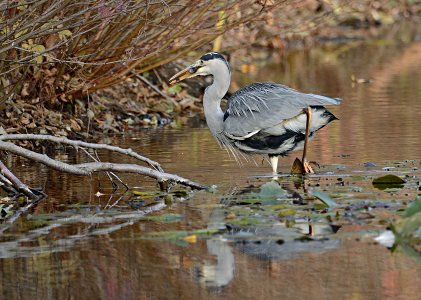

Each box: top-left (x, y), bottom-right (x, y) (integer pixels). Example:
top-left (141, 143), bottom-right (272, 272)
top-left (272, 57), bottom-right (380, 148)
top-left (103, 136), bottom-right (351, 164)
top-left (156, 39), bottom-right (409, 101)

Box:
top-left (291, 157), bottom-right (305, 174)
top-left (19, 116), bottom-right (31, 125)
top-left (70, 119), bottom-right (81, 131)
top-left (45, 33), bottom-right (60, 49)
top-left (44, 68), bottom-right (57, 77)
top-left (183, 235), bottom-right (197, 243)
top-left (27, 122), bottom-right (37, 129)
top-left (21, 83), bottom-right (30, 97)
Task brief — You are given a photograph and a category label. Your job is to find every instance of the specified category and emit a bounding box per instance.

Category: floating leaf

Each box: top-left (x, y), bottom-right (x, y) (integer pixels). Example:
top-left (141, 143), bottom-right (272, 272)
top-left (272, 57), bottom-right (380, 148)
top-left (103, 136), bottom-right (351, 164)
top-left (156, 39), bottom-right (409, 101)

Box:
top-left (228, 217), bottom-right (264, 226)
top-left (402, 197), bottom-right (421, 219)
top-left (309, 190), bottom-right (338, 208)
top-left (146, 228), bottom-right (219, 240)
top-left (183, 235), bottom-right (197, 243)
top-left (400, 212), bottom-right (421, 237)
top-left (279, 209), bottom-right (296, 217)
top-left (372, 174), bottom-right (405, 190)
top-left (250, 181), bottom-right (289, 201)
top-left (147, 213), bottom-right (185, 223)
top-left (290, 157), bottom-right (305, 174)
top-left (373, 174), bottom-right (405, 184)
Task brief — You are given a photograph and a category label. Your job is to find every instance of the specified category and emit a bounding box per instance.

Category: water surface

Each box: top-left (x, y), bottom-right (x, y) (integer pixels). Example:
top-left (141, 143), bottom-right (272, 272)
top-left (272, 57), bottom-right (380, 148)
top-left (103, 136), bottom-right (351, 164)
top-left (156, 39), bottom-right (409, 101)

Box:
top-left (1, 23), bottom-right (421, 299)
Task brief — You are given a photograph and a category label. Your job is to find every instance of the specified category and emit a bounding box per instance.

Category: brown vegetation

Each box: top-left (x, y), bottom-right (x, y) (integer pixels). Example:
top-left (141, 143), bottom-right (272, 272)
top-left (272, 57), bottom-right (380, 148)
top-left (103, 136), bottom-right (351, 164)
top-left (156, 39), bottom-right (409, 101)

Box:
top-left (0, 0), bottom-right (282, 135)
top-left (1, 0), bottom-right (419, 136)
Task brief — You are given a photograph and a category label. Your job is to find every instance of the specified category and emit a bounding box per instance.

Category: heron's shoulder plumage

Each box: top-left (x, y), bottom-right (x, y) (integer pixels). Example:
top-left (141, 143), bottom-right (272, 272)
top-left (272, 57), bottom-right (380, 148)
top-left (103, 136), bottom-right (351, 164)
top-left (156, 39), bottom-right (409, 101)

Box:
top-left (223, 81), bottom-right (342, 138)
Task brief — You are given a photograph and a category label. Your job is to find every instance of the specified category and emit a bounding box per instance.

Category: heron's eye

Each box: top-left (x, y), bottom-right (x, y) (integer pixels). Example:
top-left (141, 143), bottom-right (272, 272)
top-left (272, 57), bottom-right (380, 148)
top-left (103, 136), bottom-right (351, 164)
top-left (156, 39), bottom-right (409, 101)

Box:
top-left (189, 66), bottom-right (198, 74)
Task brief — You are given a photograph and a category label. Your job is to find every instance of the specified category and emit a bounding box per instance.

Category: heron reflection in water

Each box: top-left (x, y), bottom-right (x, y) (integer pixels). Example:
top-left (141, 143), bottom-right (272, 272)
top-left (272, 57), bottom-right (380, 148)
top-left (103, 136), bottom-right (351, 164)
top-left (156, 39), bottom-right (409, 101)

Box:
top-left (169, 52), bottom-right (342, 175)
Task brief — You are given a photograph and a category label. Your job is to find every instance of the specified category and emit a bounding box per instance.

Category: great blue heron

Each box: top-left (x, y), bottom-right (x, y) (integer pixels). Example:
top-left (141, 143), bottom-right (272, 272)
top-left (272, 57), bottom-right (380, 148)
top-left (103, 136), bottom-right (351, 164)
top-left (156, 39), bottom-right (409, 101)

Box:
top-left (169, 52), bottom-right (341, 174)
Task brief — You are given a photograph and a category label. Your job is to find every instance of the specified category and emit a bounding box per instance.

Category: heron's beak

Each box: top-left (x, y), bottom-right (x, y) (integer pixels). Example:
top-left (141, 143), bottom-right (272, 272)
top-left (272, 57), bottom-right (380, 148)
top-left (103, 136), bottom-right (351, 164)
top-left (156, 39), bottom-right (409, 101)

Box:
top-left (169, 62), bottom-right (201, 85)
top-left (169, 68), bottom-right (192, 85)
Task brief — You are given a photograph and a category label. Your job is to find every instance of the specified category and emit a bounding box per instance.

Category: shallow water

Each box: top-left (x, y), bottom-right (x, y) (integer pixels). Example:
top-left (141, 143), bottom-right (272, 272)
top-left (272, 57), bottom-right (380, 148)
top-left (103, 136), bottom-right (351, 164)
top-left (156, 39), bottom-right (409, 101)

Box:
top-left (1, 23), bottom-right (421, 299)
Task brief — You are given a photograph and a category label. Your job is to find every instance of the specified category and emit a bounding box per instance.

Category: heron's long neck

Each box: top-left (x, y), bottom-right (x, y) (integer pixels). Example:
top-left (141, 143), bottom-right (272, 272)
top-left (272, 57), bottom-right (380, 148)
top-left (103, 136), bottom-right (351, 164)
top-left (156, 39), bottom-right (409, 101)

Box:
top-left (203, 64), bottom-right (230, 137)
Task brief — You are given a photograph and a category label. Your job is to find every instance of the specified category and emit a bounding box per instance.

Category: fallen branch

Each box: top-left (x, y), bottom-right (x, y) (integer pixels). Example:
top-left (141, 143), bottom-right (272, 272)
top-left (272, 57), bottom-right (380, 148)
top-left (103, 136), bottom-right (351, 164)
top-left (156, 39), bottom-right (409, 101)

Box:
top-left (0, 160), bottom-right (37, 197)
top-left (0, 135), bottom-right (208, 192)
top-left (0, 134), bottom-right (163, 171)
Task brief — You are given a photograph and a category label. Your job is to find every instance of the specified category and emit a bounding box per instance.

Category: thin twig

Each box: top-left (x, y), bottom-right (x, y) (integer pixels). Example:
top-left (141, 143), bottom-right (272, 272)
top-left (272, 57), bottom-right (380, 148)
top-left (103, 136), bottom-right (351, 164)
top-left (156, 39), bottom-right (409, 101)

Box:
top-left (136, 73), bottom-right (180, 107)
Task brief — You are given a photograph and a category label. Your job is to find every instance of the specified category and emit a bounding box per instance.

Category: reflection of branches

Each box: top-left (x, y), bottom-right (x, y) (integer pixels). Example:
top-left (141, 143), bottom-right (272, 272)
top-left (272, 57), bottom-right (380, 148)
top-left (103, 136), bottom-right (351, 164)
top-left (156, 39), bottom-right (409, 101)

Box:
top-left (0, 134), bottom-right (208, 195)
top-left (0, 201), bottom-right (166, 247)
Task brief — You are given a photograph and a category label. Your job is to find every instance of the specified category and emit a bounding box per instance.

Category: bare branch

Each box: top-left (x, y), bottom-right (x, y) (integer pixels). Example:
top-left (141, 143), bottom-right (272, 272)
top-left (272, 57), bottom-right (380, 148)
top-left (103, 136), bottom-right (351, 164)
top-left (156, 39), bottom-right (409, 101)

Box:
top-left (0, 160), bottom-right (36, 197)
top-left (75, 162), bottom-right (207, 190)
top-left (0, 137), bottom-right (208, 191)
top-left (0, 134), bottom-right (162, 171)
top-left (0, 0), bottom-right (278, 102)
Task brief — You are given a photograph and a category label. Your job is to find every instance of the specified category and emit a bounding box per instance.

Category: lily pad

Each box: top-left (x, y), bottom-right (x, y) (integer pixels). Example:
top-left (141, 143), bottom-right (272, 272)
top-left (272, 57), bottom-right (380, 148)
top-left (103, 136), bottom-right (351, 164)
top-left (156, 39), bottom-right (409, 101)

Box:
top-left (146, 213), bottom-right (185, 223)
top-left (372, 174), bottom-right (405, 190)
top-left (402, 197), bottom-right (421, 218)
top-left (249, 181), bottom-right (289, 205)
top-left (373, 174), bottom-right (405, 184)
top-left (228, 217), bottom-right (265, 226)
top-left (309, 190), bottom-right (338, 208)
top-left (279, 209), bottom-right (297, 217)
top-left (145, 228), bottom-right (219, 240)
top-left (290, 157), bottom-right (305, 174)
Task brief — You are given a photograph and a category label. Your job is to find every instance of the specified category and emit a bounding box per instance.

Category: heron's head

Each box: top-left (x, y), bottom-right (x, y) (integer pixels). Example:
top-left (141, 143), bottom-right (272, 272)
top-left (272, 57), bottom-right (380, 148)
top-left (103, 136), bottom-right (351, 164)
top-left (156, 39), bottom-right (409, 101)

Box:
top-left (169, 52), bottom-right (229, 85)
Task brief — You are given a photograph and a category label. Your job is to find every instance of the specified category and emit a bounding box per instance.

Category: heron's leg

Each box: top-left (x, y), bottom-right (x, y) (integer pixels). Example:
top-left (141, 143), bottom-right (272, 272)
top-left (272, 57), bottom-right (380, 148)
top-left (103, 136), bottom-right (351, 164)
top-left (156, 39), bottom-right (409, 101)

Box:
top-left (269, 155), bottom-right (279, 175)
top-left (302, 107), bottom-right (314, 174)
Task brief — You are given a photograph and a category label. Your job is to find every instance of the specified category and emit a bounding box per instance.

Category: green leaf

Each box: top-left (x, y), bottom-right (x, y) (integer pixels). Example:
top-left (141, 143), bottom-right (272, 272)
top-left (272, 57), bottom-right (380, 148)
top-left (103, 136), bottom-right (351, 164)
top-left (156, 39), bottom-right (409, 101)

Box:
top-left (400, 212), bottom-right (421, 237)
top-left (22, 42), bottom-right (45, 63)
top-left (228, 217), bottom-right (264, 226)
top-left (309, 190), bottom-right (338, 208)
top-left (250, 181), bottom-right (289, 201)
top-left (146, 213), bottom-right (185, 223)
top-left (167, 84), bottom-right (182, 94)
top-left (402, 197), bottom-right (421, 218)
top-left (372, 174), bottom-right (405, 184)
top-left (145, 228), bottom-right (219, 239)
top-left (279, 209), bottom-right (296, 217)
top-left (58, 29), bottom-right (72, 40)
top-left (372, 174), bottom-right (405, 190)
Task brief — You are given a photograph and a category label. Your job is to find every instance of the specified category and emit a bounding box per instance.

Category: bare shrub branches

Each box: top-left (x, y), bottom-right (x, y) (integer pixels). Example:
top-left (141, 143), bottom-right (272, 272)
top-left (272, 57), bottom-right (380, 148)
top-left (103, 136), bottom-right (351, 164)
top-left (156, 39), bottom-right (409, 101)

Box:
top-left (0, 0), bottom-right (280, 105)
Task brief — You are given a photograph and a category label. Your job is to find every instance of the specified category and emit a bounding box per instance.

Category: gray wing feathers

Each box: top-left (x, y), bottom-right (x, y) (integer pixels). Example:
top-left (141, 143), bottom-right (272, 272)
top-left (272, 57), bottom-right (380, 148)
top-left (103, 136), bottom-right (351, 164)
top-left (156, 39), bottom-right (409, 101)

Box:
top-left (224, 82), bottom-right (341, 137)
